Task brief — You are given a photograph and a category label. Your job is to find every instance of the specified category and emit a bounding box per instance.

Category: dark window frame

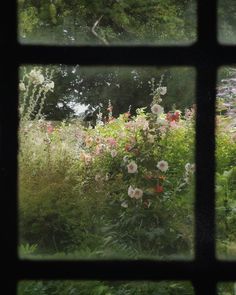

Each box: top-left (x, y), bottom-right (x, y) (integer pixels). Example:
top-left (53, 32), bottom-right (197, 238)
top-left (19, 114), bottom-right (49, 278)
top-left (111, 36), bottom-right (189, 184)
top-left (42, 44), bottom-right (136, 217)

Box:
top-left (1, 1), bottom-right (236, 295)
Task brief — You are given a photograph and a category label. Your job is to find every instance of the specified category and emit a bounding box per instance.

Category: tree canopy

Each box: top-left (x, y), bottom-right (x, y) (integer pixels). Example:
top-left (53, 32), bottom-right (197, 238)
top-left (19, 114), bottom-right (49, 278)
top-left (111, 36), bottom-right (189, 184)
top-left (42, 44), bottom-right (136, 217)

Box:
top-left (19, 0), bottom-right (196, 44)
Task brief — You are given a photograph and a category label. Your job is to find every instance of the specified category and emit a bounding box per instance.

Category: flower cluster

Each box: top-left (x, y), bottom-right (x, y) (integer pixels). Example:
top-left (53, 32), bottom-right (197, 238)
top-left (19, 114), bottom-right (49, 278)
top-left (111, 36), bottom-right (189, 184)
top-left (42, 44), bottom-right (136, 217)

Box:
top-left (72, 85), bottom-right (196, 211)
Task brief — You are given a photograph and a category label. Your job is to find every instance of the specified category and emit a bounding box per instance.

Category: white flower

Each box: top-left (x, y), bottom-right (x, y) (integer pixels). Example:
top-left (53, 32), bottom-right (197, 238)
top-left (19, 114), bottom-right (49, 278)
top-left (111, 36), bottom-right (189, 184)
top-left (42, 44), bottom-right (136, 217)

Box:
top-left (151, 104), bottom-right (164, 116)
top-left (128, 186), bottom-right (143, 199)
top-left (128, 185), bottom-right (135, 198)
top-left (111, 150), bottom-right (118, 158)
top-left (185, 163), bottom-right (195, 173)
top-left (157, 160), bottom-right (169, 172)
top-left (133, 188), bottom-right (143, 199)
top-left (135, 117), bottom-right (149, 131)
top-left (29, 69), bottom-right (44, 85)
top-left (44, 81), bottom-right (54, 92)
top-left (19, 82), bottom-right (26, 91)
top-left (121, 201), bottom-right (128, 208)
top-left (127, 161), bottom-right (138, 173)
top-left (185, 163), bottom-right (191, 172)
top-left (158, 87), bottom-right (167, 95)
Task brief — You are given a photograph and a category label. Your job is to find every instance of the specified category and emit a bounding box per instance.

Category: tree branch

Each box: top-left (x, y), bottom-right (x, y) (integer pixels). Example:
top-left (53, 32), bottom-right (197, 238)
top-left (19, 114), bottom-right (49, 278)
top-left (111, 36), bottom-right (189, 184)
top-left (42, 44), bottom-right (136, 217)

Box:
top-left (91, 15), bottom-right (109, 45)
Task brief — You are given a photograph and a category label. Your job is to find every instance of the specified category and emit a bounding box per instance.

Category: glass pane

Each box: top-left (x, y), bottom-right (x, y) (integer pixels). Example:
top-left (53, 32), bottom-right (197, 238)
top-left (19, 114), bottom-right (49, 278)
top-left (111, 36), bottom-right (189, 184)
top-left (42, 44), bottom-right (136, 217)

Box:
top-left (218, 0), bottom-right (236, 43)
top-left (216, 67), bottom-right (236, 259)
top-left (218, 282), bottom-right (236, 294)
top-left (18, 281), bottom-right (194, 295)
top-left (18, 65), bottom-right (196, 259)
top-left (18, 0), bottom-right (196, 45)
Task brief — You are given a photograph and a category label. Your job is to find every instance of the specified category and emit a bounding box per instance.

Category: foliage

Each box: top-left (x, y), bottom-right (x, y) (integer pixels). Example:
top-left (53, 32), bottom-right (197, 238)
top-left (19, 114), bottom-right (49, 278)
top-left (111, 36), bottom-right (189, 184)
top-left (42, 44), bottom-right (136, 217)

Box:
top-left (18, 0), bottom-right (196, 44)
top-left (19, 65), bottom-right (196, 121)
top-left (18, 281), bottom-right (193, 295)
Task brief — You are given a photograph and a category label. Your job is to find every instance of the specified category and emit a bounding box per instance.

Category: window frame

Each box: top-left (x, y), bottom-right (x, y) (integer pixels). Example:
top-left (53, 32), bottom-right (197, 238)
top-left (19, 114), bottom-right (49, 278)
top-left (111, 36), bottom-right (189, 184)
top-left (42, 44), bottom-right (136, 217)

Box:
top-left (1, 1), bottom-right (236, 295)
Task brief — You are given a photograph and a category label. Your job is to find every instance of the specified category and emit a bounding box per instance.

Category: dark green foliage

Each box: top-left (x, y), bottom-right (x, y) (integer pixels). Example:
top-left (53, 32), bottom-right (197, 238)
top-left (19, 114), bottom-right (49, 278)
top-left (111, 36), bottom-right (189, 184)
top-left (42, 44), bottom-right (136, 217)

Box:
top-left (18, 281), bottom-right (194, 295)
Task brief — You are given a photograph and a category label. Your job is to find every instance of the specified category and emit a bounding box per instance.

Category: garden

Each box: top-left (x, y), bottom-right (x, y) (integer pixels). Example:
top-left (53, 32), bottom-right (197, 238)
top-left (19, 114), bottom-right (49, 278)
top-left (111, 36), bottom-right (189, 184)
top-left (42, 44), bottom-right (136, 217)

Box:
top-left (17, 65), bottom-right (236, 294)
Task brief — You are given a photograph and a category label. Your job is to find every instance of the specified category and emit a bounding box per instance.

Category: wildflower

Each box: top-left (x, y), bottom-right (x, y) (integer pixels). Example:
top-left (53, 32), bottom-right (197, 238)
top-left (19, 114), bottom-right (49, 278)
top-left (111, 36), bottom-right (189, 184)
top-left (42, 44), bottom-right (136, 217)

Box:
top-left (133, 188), bottom-right (143, 199)
top-left (158, 86), bottom-right (167, 95)
top-left (155, 185), bottom-right (164, 193)
top-left (95, 144), bottom-right (105, 155)
top-left (169, 121), bottom-right (178, 128)
top-left (19, 82), bottom-right (26, 91)
top-left (157, 160), bottom-right (169, 172)
top-left (107, 137), bottom-right (117, 147)
top-left (136, 117), bottom-right (149, 130)
top-left (185, 163), bottom-right (195, 173)
top-left (166, 111), bottom-right (180, 122)
top-left (151, 104), bottom-right (164, 115)
top-left (29, 69), bottom-right (44, 85)
top-left (185, 163), bottom-right (191, 172)
top-left (111, 150), bottom-right (117, 158)
top-left (128, 185), bottom-right (135, 198)
top-left (44, 81), bottom-right (55, 92)
top-left (121, 201), bottom-right (128, 208)
top-left (127, 161), bottom-right (138, 173)
top-left (47, 124), bottom-right (54, 134)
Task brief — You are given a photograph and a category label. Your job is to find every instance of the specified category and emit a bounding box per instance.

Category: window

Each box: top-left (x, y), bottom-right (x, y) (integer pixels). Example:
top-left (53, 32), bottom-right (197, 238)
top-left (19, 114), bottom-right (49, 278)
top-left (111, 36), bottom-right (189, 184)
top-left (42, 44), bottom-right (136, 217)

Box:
top-left (0, 1), bottom-right (236, 295)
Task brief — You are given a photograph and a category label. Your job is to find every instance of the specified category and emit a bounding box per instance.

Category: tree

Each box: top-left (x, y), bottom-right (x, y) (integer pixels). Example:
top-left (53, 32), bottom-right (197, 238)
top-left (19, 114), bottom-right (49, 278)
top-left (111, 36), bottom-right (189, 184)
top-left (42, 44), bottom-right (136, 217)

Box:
top-left (18, 0), bottom-right (196, 44)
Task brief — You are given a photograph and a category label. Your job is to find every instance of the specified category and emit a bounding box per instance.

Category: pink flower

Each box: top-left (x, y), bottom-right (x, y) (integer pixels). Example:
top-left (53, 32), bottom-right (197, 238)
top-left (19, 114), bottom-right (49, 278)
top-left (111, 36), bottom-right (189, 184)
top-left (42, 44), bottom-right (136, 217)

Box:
top-left (107, 137), bottom-right (117, 147)
top-left (47, 125), bottom-right (54, 134)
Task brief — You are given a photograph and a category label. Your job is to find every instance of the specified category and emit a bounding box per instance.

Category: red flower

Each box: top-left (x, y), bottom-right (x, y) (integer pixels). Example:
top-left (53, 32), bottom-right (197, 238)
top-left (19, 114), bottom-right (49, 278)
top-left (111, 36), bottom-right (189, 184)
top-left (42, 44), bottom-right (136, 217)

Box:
top-left (155, 185), bottom-right (164, 193)
top-left (166, 111), bottom-right (180, 122)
